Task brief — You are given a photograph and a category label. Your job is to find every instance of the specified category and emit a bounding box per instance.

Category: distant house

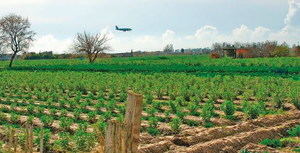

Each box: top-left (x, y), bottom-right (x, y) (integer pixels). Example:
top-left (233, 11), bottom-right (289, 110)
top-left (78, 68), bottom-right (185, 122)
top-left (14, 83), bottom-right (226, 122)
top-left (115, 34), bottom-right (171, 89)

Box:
top-left (292, 46), bottom-right (300, 56)
top-left (222, 48), bottom-right (252, 58)
top-left (0, 54), bottom-right (12, 61)
top-left (236, 49), bottom-right (252, 58)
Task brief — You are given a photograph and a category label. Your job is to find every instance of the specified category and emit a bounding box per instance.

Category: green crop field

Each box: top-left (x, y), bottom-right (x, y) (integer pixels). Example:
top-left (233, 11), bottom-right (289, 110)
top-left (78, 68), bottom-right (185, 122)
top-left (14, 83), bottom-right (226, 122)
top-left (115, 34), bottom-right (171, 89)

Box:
top-left (0, 55), bottom-right (299, 152)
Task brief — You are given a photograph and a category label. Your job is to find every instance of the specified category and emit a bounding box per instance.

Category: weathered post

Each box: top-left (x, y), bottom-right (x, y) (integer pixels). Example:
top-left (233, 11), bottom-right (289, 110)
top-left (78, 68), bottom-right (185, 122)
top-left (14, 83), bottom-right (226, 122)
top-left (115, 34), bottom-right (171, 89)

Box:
top-left (124, 91), bottom-right (143, 153)
top-left (104, 120), bottom-right (125, 153)
top-left (40, 129), bottom-right (44, 153)
top-left (25, 124), bottom-right (34, 153)
top-left (103, 91), bottom-right (143, 153)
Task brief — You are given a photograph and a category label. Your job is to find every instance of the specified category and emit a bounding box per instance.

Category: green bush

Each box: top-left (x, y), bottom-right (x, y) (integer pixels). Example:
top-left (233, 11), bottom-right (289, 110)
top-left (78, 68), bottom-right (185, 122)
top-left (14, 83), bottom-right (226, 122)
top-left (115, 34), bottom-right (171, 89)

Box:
top-left (145, 94), bottom-right (154, 104)
top-left (147, 127), bottom-right (160, 136)
top-left (148, 116), bottom-right (159, 128)
top-left (287, 125), bottom-right (300, 137)
top-left (239, 149), bottom-right (252, 153)
top-left (59, 117), bottom-right (74, 131)
top-left (169, 117), bottom-right (182, 133)
top-left (34, 128), bottom-right (51, 151)
top-left (260, 138), bottom-right (282, 148)
top-left (119, 92), bottom-right (127, 102)
top-left (292, 97), bottom-right (300, 110)
top-left (221, 101), bottom-right (236, 119)
top-left (201, 100), bottom-right (215, 123)
top-left (188, 103), bottom-right (200, 116)
top-left (273, 95), bottom-right (285, 109)
top-left (73, 130), bottom-right (96, 152)
top-left (243, 102), bottom-right (262, 119)
top-left (271, 45), bottom-right (290, 57)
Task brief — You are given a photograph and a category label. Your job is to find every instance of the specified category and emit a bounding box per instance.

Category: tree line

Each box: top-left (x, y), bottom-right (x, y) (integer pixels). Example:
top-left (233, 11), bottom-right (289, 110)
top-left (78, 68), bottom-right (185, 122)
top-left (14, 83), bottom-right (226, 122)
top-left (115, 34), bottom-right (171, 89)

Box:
top-left (212, 41), bottom-right (299, 58)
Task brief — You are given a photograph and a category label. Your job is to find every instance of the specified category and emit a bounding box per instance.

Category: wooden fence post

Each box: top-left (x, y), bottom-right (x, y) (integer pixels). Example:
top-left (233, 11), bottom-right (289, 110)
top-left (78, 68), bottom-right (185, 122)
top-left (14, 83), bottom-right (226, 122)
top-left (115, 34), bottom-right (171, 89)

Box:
top-left (104, 120), bottom-right (125, 153)
top-left (103, 91), bottom-right (143, 153)
top-left (25, 124), bottom-right (34, 153)
top-left (40, 129), bottom-right (44, 153)
top-left (124, 91), bottom-right (143, 153)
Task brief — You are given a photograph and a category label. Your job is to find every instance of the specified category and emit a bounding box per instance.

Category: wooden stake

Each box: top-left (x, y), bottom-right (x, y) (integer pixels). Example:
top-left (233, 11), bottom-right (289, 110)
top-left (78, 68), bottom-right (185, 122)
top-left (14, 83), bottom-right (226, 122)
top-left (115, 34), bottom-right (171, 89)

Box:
top-left (103, 91), bottom-right (143, 153)
top-left (25, 124), bottom-right (34, 153)
top-left (124, 91), bottom-right (143, 153)
top-left (104, 120), bottom-right (125, 153)
top-left (40, 129), bottom-right (44, 153)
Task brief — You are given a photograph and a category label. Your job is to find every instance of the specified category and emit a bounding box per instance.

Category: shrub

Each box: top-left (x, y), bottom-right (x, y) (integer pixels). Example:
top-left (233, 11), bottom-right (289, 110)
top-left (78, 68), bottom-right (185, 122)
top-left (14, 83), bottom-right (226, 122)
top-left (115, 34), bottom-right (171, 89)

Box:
top-left (273, 95), bottom-right (285, 109)
top-left (10, 113), bottom-right (20, 123)
top-left (93, 120), bottom-right (107, 136)
top-left (176, 109), bottom-right (187, 119)
top-left (169, 117), bottom-right (182, 133)
top-left (148, 116), bottom-right (159, 128)
top-left (221, 101), bottom-right (236, 119)
top-left (287, 125), bottom-right (300, 137)
top-left (26, 104), bottom-right (35, 113)
top-left (271, 45), bottom-right (289, 57)
top-left (240, 149), bottom-right (252, 153)
top-left (37, 107), bottom-right (45, 114)
top-left (292, 97), bottom-right (300, 110)
top-left (60, 109), bottom-right (68, 117)
top-left (169, 101), bottom-right (178, 113)
top-left (49, 109), bottom-right (57, 116)
top-left (243, 102), bottom-right (262, 119)
top-left (59, 117), bottom-right (74, 131)
top-left (0, 112), bottom-right (7, 120)
top-left (145, 94), bottom-right (154, 104)
top-left (188, 103), bottom-right (200, 116)
top-left (34, 128), bottom-right (51, 151)
top-left (119, 92), bottom-right (127, 102)
top-left (201, 101), bottom-right (215, 123)
top-left (176, 96), bottom-right (188, 106)
top-left (210, 53), bottom-right (220, 59)
top-left (260, 138), bottom-right (282, 148)
top-left (40, 115), bottom-right (54, 127)
top-left (73, 130), bottom-right (96, 152)
top-left (147, 127), bottom-right (160, 136)
top-left (73, 109), bottom-right (82, 120)
top-left (87, 111), bottom-right (97, 122)
top-left (26, 115), bottom-right (34, 124)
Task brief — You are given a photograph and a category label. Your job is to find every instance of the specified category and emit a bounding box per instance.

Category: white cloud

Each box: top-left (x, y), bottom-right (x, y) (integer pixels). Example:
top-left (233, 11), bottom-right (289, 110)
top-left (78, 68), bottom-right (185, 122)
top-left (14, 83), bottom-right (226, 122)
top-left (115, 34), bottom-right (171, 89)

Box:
top-left (0, 0), bottom-right (48, 7)
top-left (26, 0), bottom-right (300, 53)
top-left (285, 0), bottom-right (300, 26)
top-left (31, 35), bottom-right (72, 53)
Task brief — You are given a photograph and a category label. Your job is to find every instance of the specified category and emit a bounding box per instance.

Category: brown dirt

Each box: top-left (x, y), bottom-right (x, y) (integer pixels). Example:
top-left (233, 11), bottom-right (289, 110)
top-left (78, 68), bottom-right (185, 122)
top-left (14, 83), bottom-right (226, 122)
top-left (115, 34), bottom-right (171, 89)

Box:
top-left (139, 141), bottom-right (173, 153)
top-left (137, 111), bottom-right (300, 153)
top-left (173, 119), bottom-right (299, 153)
top-left (239, 143), bottom-right (281, 153)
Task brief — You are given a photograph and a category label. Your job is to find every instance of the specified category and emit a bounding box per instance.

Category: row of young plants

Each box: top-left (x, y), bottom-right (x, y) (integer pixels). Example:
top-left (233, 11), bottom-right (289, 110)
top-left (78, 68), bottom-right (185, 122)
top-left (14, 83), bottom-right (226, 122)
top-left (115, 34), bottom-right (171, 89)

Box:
top-left (1, 55), bottom-right (299, 68)
top-left (0, 71), bottom-right (298, 104)
top-left (10, 63), bottom-right (300, 75)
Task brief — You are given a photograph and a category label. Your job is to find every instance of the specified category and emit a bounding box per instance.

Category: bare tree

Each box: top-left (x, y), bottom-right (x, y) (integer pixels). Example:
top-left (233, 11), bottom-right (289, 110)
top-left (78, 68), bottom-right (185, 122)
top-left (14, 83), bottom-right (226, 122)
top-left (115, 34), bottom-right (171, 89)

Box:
top-left (72, 32), bottom-right (111, 63)
top-left (0, 14), bottom-right (35, 67)
top-left (163, 44), bottom-right (174, 53)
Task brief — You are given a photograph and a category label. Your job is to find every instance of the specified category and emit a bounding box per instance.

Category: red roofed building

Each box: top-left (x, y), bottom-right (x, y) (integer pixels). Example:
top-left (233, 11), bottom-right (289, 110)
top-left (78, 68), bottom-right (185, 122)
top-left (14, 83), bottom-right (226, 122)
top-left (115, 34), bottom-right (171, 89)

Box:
top-left (292, 46), bottom-right (300, 56)
top-left (236, 49), bottom-right (252, 58)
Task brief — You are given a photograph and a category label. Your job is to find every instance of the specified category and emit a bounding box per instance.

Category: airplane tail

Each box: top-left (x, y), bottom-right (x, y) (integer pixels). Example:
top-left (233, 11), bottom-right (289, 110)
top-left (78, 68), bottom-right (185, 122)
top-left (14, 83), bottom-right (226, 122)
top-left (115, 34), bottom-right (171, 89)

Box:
top-left (115, 26), bottom-right (119, 30)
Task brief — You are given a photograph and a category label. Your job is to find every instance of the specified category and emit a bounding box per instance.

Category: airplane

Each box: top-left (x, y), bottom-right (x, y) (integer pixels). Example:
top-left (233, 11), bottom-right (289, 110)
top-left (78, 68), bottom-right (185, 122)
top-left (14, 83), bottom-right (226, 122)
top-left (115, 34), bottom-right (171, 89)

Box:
top-left (115, 26), bottom-right (132, 32)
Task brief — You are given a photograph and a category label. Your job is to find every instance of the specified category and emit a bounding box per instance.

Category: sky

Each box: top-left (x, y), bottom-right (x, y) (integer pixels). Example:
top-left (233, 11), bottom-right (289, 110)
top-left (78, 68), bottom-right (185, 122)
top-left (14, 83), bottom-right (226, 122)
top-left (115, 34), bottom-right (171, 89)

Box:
top-left (0, 0), bottom-right (299, 53)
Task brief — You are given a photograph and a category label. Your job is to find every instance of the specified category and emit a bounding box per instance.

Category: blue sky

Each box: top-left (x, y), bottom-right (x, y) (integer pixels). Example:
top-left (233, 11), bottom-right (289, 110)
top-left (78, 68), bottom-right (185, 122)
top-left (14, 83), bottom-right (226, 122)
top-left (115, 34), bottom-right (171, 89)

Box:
top-left (0, 0), bottom-right (299, 53)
